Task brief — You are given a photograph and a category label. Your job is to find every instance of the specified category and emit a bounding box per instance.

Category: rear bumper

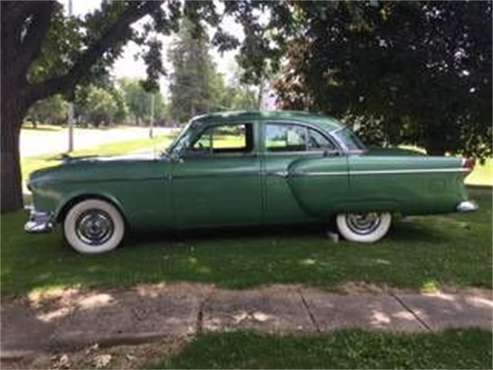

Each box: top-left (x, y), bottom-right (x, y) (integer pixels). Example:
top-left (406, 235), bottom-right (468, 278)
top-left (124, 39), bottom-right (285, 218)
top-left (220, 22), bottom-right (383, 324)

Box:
top-left (24, 206), bottom-right (54, 233)
top-left (456, 201), bottom-right (479, 213)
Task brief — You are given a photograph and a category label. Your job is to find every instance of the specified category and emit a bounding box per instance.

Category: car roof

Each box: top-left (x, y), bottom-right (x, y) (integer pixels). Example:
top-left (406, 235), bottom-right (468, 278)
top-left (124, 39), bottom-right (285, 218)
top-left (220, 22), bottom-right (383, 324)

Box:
top-left (191, 110), bottom-right (343, 132)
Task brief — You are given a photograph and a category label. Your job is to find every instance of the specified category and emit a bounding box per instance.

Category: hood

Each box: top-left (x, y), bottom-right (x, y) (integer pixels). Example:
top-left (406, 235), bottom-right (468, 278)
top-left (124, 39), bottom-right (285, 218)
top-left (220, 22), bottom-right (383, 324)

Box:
top-left (28, 151), bottom-right (168, 188)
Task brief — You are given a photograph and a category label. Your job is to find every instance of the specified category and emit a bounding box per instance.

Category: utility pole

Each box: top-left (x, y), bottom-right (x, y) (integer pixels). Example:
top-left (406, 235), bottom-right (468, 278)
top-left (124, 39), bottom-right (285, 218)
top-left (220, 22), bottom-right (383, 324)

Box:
top-left (67, 0), bottom-right (74, 152)
top-left (149, 93), bottom-right (155, 139)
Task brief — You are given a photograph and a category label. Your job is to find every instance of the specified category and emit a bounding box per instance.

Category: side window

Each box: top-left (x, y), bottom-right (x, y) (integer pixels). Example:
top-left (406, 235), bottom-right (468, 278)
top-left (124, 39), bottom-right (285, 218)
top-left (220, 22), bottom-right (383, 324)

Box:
top-left (307, 128), bottom-right (336, 151)
top-left (190, 123), bottom-right (253, 155)
top-left (265, 124), bottom-right (336, 152)
top-left (265, 124), bottom-right (307, 152)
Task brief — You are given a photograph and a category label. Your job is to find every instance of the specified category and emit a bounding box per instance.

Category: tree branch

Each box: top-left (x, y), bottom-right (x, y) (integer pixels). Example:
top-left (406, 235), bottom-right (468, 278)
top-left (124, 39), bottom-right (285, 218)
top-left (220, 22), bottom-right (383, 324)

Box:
top-left (18, 1), bottom-right (57, 80)
top-left (29, 1), bottom-right (163, 103)
top-left (1, 1), bottom-right (57, 98)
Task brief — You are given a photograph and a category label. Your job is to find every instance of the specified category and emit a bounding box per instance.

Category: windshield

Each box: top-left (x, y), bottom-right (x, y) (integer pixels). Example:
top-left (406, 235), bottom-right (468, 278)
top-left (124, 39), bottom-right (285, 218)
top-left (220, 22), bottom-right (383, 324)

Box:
top-left (163, 122), bottom-right (194, 156)
top-left (332, 127), bottom-right (366, 151)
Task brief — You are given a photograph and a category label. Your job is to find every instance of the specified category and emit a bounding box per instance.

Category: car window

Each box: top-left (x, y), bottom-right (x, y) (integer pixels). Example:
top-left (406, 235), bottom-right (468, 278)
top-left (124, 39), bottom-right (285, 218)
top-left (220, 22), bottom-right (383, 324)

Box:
top-left (190, 123), bottom-right (253, 155)
top-left (265, 124), bottom-right (307, 152)
top-left (265, 124), bottom-right (336, 152)
top-left (307, 128), bottom-right (336, 151)
top-left (333, 127), bottom-right (366, 151)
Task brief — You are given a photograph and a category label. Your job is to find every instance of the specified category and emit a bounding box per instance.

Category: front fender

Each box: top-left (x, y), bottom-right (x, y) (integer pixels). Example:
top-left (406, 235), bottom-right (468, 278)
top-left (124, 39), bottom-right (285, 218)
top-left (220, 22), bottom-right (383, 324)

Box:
top-left (55, 190), bottom-right (128, 224)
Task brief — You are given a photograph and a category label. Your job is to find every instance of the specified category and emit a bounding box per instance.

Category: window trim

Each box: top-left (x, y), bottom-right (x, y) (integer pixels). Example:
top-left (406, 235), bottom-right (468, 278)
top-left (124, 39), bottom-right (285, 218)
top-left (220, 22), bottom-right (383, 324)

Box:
top-left (184, 122), bottom-right (256, 158)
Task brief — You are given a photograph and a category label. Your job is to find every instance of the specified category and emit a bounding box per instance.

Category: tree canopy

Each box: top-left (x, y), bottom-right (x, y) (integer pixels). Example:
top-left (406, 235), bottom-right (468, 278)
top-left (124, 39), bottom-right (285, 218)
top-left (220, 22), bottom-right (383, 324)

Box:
top-left (273, 1), bottom-right (492, 158)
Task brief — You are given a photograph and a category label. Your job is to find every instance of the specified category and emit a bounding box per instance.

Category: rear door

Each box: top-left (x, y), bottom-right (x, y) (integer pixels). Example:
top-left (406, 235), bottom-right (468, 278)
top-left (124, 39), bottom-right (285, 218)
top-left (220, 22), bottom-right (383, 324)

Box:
top-left (261, 121), bottom-right (348, 223)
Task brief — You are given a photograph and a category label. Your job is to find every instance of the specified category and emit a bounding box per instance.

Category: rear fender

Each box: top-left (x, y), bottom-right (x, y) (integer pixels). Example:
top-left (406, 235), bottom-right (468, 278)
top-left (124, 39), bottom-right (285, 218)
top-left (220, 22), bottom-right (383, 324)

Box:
top-left (287, 155), bottom-right (349, 218)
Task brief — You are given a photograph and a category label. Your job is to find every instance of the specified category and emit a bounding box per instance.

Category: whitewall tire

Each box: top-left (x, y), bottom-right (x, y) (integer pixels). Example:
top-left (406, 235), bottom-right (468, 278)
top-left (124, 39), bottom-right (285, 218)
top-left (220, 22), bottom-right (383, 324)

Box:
top-left (336, 212), bottom-right (392, 243)
top-left (63, 199), bottom-right (125, 254)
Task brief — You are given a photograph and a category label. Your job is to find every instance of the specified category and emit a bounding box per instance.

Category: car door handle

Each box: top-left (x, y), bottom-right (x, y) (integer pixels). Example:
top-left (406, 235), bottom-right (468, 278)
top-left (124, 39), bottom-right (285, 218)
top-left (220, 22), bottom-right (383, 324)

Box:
top-left (264, 171), bottom-right (289, 178)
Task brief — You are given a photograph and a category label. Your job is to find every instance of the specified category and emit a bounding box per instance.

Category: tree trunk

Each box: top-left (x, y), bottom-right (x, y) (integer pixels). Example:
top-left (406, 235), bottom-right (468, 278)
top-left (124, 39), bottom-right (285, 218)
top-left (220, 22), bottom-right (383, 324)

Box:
top-left (1, 99), bottom-right (26, 213)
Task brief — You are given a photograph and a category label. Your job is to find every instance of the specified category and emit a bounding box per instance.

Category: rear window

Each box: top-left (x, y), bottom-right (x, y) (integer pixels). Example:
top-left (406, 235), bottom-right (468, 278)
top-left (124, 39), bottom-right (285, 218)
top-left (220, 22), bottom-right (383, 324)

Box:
top-left (265, 123), bottom-right (336, 152)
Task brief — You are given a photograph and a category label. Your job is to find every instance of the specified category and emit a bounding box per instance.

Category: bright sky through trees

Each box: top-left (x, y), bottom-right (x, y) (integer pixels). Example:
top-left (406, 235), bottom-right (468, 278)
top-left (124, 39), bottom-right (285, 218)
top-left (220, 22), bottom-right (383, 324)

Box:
top-left (61, 0), bottom-right (242, 84)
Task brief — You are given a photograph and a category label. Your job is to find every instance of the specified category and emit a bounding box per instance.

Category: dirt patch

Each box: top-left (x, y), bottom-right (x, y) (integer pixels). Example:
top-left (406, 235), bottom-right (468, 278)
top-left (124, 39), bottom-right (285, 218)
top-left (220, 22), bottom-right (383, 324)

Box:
top-left (336, 281), bottom-right (406, 295)
top-left (1, 337), bottom-right (188, 370)
top-left (436, 286), bottom-right (493, 299)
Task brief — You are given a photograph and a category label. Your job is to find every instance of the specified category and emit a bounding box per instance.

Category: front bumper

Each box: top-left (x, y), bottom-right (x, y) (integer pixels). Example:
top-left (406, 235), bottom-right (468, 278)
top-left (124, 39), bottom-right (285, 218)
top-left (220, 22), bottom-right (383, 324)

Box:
top-left (24, 206), bottom-right (54, 233)
top-left (456, 200), bottom-right (479, 213)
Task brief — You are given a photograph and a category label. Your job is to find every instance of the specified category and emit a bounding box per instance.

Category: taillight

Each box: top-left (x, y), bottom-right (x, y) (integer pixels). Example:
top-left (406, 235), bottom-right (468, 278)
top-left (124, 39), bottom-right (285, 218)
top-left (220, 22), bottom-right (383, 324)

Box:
top-left (462, 158), bottom-right (476, 171)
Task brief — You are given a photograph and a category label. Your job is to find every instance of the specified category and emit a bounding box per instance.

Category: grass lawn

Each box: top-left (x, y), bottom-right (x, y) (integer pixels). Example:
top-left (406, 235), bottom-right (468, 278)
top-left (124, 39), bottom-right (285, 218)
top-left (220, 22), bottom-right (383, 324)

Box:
top-left (1, 187), bottom-right (490, 297)
top-left (149, 329), bottom-right (492, 369)
top-left (465, 158), bottom-right (493, 187)
top-left (21, 134), bottom-right (173, 182)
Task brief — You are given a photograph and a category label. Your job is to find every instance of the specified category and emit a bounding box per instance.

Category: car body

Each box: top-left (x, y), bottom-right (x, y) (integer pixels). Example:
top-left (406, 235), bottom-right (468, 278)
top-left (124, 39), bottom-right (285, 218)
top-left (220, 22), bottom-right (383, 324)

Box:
top-left (26, 111), bottom-right (478, 253)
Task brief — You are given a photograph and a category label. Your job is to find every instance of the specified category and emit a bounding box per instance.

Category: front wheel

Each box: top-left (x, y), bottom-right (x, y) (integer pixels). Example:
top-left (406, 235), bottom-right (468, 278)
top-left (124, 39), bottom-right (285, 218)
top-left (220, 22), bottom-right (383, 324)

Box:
top-left (336, 212), bottom-right (392, 243)
top-left (63, 199), bottom-right (125, 254)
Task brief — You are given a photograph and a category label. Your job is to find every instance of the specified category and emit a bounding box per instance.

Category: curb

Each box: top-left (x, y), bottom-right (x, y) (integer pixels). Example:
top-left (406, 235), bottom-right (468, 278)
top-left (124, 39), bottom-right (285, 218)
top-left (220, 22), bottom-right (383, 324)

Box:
top-left (0, 350), bottom-right (40, 361)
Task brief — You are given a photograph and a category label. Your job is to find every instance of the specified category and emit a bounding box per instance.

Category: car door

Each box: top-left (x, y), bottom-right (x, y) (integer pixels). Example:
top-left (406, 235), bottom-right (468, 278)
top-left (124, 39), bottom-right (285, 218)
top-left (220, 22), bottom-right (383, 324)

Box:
top-left (261, 121), bottom-right (349, 224)
top-left (171, 122), bottom-right (262, 227)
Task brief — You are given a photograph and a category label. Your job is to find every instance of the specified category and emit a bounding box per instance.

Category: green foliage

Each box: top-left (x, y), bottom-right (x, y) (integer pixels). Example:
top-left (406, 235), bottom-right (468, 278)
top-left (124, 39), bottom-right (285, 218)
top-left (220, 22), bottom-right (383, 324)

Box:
top-left (26, 95), bottom-right (69, 126)
top-left (81, 86), bottom-right (118, 127)
top-left (273, 1), bottom-right (492, 159)
top-left (28, 3), bottom-right (85, 85)
top-left (168, 18), bottom-right (215, 122)
top-left (153, 330), bottom-right (492, 369)
top-left (109, 86), bottom-right (129, 123)
top-left (118, 78), bottom-right (166, 124)
top-left (26, 83), bottom-right (131, 127)
top-left (208, 71), bottom-right (258, 111)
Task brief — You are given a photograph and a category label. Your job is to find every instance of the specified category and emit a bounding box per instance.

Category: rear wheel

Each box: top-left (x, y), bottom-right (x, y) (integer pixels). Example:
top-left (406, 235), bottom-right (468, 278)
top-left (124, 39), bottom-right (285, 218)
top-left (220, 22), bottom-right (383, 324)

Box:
top-left (63, 199), bottom-right (125, 254)
top-left (336, 212), bottom-right (392, 243)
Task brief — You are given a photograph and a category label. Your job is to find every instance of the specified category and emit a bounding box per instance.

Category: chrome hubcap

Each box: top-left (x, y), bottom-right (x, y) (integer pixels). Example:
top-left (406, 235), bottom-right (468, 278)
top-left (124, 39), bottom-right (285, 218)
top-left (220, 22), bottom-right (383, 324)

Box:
top-left (346, 212), bottom-right (382, 235)
top-left (75, 209), bottom-right (114, 246)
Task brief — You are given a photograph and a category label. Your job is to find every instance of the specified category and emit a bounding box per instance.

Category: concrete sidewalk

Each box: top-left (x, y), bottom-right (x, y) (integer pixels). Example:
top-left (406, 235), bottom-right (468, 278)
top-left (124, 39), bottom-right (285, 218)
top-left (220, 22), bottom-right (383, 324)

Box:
top-left (1, 284), bottom-right (492, 360)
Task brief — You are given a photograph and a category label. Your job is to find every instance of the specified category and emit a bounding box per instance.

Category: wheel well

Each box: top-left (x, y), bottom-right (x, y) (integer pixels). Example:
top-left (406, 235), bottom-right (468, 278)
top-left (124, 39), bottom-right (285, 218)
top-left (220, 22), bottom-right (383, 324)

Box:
top-left (56, 194), bottom-right (127, 225)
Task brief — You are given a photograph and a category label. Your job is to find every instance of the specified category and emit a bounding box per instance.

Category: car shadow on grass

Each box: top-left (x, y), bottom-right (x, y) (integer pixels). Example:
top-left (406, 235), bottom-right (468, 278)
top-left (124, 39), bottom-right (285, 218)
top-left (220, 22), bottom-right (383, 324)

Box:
top-left (124, 223), bottom-right (327, 247)
top-left (123, 218), bottom-right (449, 250)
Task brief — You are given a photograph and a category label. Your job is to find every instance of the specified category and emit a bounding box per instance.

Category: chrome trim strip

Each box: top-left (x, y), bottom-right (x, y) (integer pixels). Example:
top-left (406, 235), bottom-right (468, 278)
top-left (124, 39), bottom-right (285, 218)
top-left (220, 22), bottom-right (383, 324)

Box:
top-left (173, 171), bottom-right (259, 180)
top-left (301, 168), bottom-right (469, 176)
top-left (264, 171), bottom-right (289, 178)
top-left (297, 171), bottom-right (347, 176)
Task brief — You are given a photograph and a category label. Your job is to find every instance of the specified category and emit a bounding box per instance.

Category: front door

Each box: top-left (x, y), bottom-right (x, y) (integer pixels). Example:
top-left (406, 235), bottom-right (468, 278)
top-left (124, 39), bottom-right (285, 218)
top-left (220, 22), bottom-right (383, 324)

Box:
top-left (171, 122), bottom-right (262, 227)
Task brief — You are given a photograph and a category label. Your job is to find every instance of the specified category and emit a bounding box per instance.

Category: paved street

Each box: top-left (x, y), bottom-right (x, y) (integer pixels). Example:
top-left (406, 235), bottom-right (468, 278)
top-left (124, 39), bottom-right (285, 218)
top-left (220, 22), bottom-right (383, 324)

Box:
top-left (1, 284), bottom-right (491, 360)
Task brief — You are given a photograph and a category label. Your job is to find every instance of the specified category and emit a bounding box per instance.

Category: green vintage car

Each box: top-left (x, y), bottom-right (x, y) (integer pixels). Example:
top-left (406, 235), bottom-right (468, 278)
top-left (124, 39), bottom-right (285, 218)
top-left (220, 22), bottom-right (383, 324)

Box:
top-left (26, 111), bottom-right (477, 254)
